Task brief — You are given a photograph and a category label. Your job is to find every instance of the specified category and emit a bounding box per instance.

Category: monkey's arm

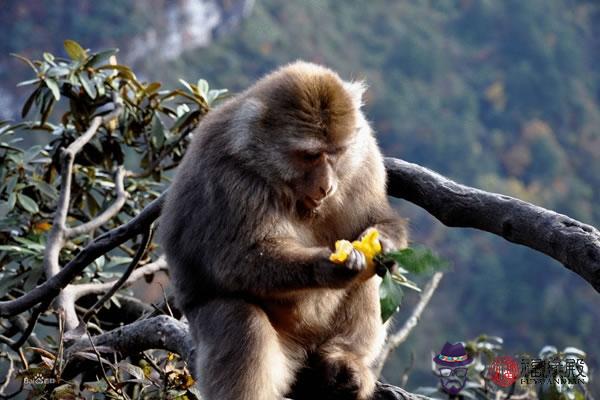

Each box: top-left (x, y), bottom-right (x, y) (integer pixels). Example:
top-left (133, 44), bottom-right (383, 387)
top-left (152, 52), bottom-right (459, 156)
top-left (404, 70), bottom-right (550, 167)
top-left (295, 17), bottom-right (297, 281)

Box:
top-left (214, 239), bottom-right (363, 297)
top-left (362, 204), bottom-right (408, 253)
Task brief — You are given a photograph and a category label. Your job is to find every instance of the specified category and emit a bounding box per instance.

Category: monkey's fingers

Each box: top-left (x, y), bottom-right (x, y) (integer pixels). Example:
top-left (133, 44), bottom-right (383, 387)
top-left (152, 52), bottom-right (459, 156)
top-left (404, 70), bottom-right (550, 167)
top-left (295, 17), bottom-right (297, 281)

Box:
top-left (346, 249), bottom-right (367, 272)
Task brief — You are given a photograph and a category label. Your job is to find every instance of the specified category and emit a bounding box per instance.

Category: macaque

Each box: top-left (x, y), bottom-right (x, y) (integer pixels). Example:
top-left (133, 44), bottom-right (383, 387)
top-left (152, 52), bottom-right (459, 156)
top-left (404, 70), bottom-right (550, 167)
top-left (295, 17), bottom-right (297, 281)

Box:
top-left (159, 61), bottom-right (407, 400)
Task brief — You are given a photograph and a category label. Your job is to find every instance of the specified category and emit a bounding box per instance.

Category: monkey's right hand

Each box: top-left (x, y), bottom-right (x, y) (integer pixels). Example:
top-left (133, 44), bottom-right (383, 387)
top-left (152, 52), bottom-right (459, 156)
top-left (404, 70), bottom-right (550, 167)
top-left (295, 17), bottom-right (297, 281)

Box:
top-left (313, 248), bottom-right (367, 287)
top-left (327, 239), bottom-right (376, 282)
top-left (319, 247), bottom-right (374, 287)
top-left (344, 248), bottom-right (368, 273)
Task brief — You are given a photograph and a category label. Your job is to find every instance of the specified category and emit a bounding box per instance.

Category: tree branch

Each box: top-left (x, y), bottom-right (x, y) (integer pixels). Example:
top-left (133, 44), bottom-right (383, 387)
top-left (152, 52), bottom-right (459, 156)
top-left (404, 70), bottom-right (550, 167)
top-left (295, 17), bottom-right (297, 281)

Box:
top-left (65, 166), bottom-right (128, 239)
top-left (44, 116), bottom-right (104, 279)
top-left (71, 257), bottom-right (166, 300)
top-left (384, 157), bottom-right (600, 293)
top-left (65, 315), bottom-right (430, 400)
top-left (0, 192), bottom-right (165, 317)
top-left (42, 104), bottom-right (124, 330)
top-left (66, 315), bottom-right (194, 366)
top-left (374, 272), bottom-right (444, 376)
top-left (2, 156), bottom-right (599, 321)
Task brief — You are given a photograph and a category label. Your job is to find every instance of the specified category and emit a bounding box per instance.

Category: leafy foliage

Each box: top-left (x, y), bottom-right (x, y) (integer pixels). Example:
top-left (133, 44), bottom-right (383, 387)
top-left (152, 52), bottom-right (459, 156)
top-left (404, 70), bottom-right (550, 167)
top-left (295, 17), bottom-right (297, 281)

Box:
top-left (377, 247), bottom-right (447, 322)
top-left (0, 41), bottom-right (227, 398)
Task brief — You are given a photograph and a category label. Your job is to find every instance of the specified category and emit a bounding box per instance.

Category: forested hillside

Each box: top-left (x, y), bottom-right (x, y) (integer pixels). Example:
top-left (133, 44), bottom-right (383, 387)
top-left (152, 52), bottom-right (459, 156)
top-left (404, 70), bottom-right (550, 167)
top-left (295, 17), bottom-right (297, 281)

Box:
top-left (1, 0), bottom-right (598, 393)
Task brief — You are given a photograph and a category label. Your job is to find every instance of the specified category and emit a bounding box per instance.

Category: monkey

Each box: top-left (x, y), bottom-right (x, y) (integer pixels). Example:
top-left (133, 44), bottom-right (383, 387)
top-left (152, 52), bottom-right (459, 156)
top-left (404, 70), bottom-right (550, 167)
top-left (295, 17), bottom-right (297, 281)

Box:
top-left (159, 61), bottom-right (407, 400)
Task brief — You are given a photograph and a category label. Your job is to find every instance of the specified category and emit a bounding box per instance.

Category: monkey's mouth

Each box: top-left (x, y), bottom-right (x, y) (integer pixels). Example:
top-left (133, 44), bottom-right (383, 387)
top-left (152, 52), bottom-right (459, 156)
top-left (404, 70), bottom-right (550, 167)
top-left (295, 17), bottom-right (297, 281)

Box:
top-left (302, 196), bottom-right (323, 210)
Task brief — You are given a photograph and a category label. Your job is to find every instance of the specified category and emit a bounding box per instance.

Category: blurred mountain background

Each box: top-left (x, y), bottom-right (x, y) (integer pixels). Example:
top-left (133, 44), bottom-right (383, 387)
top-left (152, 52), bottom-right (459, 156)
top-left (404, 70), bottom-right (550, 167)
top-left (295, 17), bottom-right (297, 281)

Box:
top-left (1, 0), bottom-right (598, 392)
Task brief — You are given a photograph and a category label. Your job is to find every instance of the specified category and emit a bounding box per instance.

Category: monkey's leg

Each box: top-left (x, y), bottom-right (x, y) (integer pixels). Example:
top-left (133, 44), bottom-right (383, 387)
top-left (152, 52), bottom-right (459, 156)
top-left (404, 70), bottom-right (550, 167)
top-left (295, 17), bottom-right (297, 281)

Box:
top-left (188, 299), bottom-right (299, 400)
top-left (290, 280), bottom-right (384, 400)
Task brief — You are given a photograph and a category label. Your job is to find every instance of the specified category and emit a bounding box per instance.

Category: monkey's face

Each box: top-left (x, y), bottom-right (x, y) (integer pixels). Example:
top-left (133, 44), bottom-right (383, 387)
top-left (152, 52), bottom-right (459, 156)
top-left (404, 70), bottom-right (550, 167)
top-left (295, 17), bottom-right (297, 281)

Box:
top-left (230, 62), bottom-right (367, 214)
top-left (288, 143), bottom-right (344, 211)
top-left (251, 111), bottom-right (362, 214)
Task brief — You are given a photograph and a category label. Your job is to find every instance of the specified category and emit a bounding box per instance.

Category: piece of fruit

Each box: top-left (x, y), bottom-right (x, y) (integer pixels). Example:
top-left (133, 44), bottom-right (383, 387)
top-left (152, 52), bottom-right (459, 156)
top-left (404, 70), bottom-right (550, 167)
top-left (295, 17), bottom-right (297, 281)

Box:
top-left (329, 228), bottom-right (382, 268)
top-left (330, 240), bottom-right (353, 263)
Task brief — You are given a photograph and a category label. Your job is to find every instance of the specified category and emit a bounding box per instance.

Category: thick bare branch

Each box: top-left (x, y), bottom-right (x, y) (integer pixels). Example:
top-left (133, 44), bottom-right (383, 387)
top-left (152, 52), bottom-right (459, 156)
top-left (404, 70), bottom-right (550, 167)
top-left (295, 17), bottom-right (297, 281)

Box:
top-left (65, 166), bottom-right (128, 239)
top-left (66, 315), bottom-right (194, 365)
top-left (384, 158), bottom-right (600, 293)
top-left (374, 272), bottom-right (444, 376)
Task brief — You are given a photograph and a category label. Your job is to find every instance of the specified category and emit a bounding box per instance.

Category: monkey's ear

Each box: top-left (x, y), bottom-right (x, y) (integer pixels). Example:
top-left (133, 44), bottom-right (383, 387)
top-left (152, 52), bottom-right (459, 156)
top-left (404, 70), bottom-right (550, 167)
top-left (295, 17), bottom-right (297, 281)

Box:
top-left (230, 97), bottom-right (265, 152)
top-left (343, 80), bottom-right (367, 108)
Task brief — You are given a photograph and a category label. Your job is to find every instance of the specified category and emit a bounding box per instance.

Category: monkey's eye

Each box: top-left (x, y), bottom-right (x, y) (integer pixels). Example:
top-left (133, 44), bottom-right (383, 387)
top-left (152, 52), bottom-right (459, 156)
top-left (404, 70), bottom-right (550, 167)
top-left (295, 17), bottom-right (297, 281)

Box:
top-left (300, 152), bottom-right (321, 162)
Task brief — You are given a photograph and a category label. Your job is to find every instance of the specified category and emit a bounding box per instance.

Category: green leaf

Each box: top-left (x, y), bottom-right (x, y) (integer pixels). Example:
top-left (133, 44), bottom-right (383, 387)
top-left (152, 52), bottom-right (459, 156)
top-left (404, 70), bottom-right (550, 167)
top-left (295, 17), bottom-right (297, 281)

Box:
top-left (118, 361), bottom-right (145, 380)
top-left (0, 203), bottom-right (10, 218)
top-left (207, 88), bottom-right (228, 105)
top-left (178, 79), bottom-right (194, 93)
top-left (95, 76), bottom-right (106, 97)
top-left (79, 73), bottom-right (97, 99)
top-left (104, 256), bottom-right (133, 270)
top-left (34, 180), bottom-right (58, 200)
top-left (379, 272), bottom-right (404, 322)
top-left (7, 192), bottom-right (16, 211)
top-left (562, 346), bottom-right (586, 358)
top-left (171, 109), bottom-right (201, 133)
top-left (43, 52), bottom-right (55, 64)
top-left (4, 175), bottom-right (18, 194)
top-left (197, 79), bottom-right (209, 98)
top-left (86, 191), bottom-right (100, 217)
top-left (21, 87), bottom-right (40, 118)
top-left (97, 64), bottom-right (136, 80)
top-left (145, 82), bottom-right (161, 94)
top-left (17, 193), bottom-right (39, 214)
top-left (86, 48), bottom-right (118, 67)
top-left (94, 255), bottom-right (106, 271)
top-left (539, 345), bottom-right (558, 358)
top-left (46, 65), bottom-right (70, 78)
top-left (23, 145), bottom-right (42, 162)
top-left (0, 245), bottom-right (38, 255)
top-left (16, 78), bottom-right (41, 87)
top-left (380, 246), bottom-right (448, 275)
top-left (150, 114), bottom-right (165, 147)
top-left (64, 39), bottom-right (87, 61)
top-left (13, 237), bottom-right (45, 252)
top-left (44, 78), bottom-right (61, 100)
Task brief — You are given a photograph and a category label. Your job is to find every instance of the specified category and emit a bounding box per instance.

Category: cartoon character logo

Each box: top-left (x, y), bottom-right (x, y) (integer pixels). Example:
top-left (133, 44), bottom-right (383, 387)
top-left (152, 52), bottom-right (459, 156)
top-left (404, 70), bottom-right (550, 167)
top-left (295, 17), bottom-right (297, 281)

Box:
top-left (433, 342), bottom-right (473, 395)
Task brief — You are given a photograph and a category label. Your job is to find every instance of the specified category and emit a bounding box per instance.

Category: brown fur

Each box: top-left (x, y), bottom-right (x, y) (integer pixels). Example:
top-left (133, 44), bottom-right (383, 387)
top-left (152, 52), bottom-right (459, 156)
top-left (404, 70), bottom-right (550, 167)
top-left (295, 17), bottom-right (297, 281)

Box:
top-left (160, 61), bottom-right (407, 400)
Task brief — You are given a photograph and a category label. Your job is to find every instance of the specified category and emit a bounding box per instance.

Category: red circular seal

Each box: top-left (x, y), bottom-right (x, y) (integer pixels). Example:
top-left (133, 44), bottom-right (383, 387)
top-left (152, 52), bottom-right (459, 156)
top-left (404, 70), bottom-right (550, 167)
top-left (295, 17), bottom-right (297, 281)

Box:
top-left (489, 356), bottom-right (519, 387)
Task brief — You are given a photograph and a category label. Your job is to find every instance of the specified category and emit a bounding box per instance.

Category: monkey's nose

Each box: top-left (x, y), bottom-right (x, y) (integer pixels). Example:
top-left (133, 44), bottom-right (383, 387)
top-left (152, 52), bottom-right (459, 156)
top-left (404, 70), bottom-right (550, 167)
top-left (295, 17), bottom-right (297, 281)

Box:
top-left (323, 183), bottom-right (338, 198)
top-left (320, 185), bottom-right (334, 197)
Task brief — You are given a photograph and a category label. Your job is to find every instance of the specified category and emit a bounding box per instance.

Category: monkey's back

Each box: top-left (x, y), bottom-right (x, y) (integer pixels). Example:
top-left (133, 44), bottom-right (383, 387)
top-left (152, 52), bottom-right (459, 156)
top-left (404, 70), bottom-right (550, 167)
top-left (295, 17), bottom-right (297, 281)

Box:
top-left (160, 97), bottom-right (275, 312)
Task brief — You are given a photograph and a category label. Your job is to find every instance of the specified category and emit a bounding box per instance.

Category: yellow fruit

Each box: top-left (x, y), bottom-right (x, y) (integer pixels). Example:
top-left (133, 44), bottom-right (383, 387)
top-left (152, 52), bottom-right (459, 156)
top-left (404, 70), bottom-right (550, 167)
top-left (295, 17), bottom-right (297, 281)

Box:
top-left (329, 228), bottom-right (382, 267)
top-left (330, 240), bottom-right (354, 263)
